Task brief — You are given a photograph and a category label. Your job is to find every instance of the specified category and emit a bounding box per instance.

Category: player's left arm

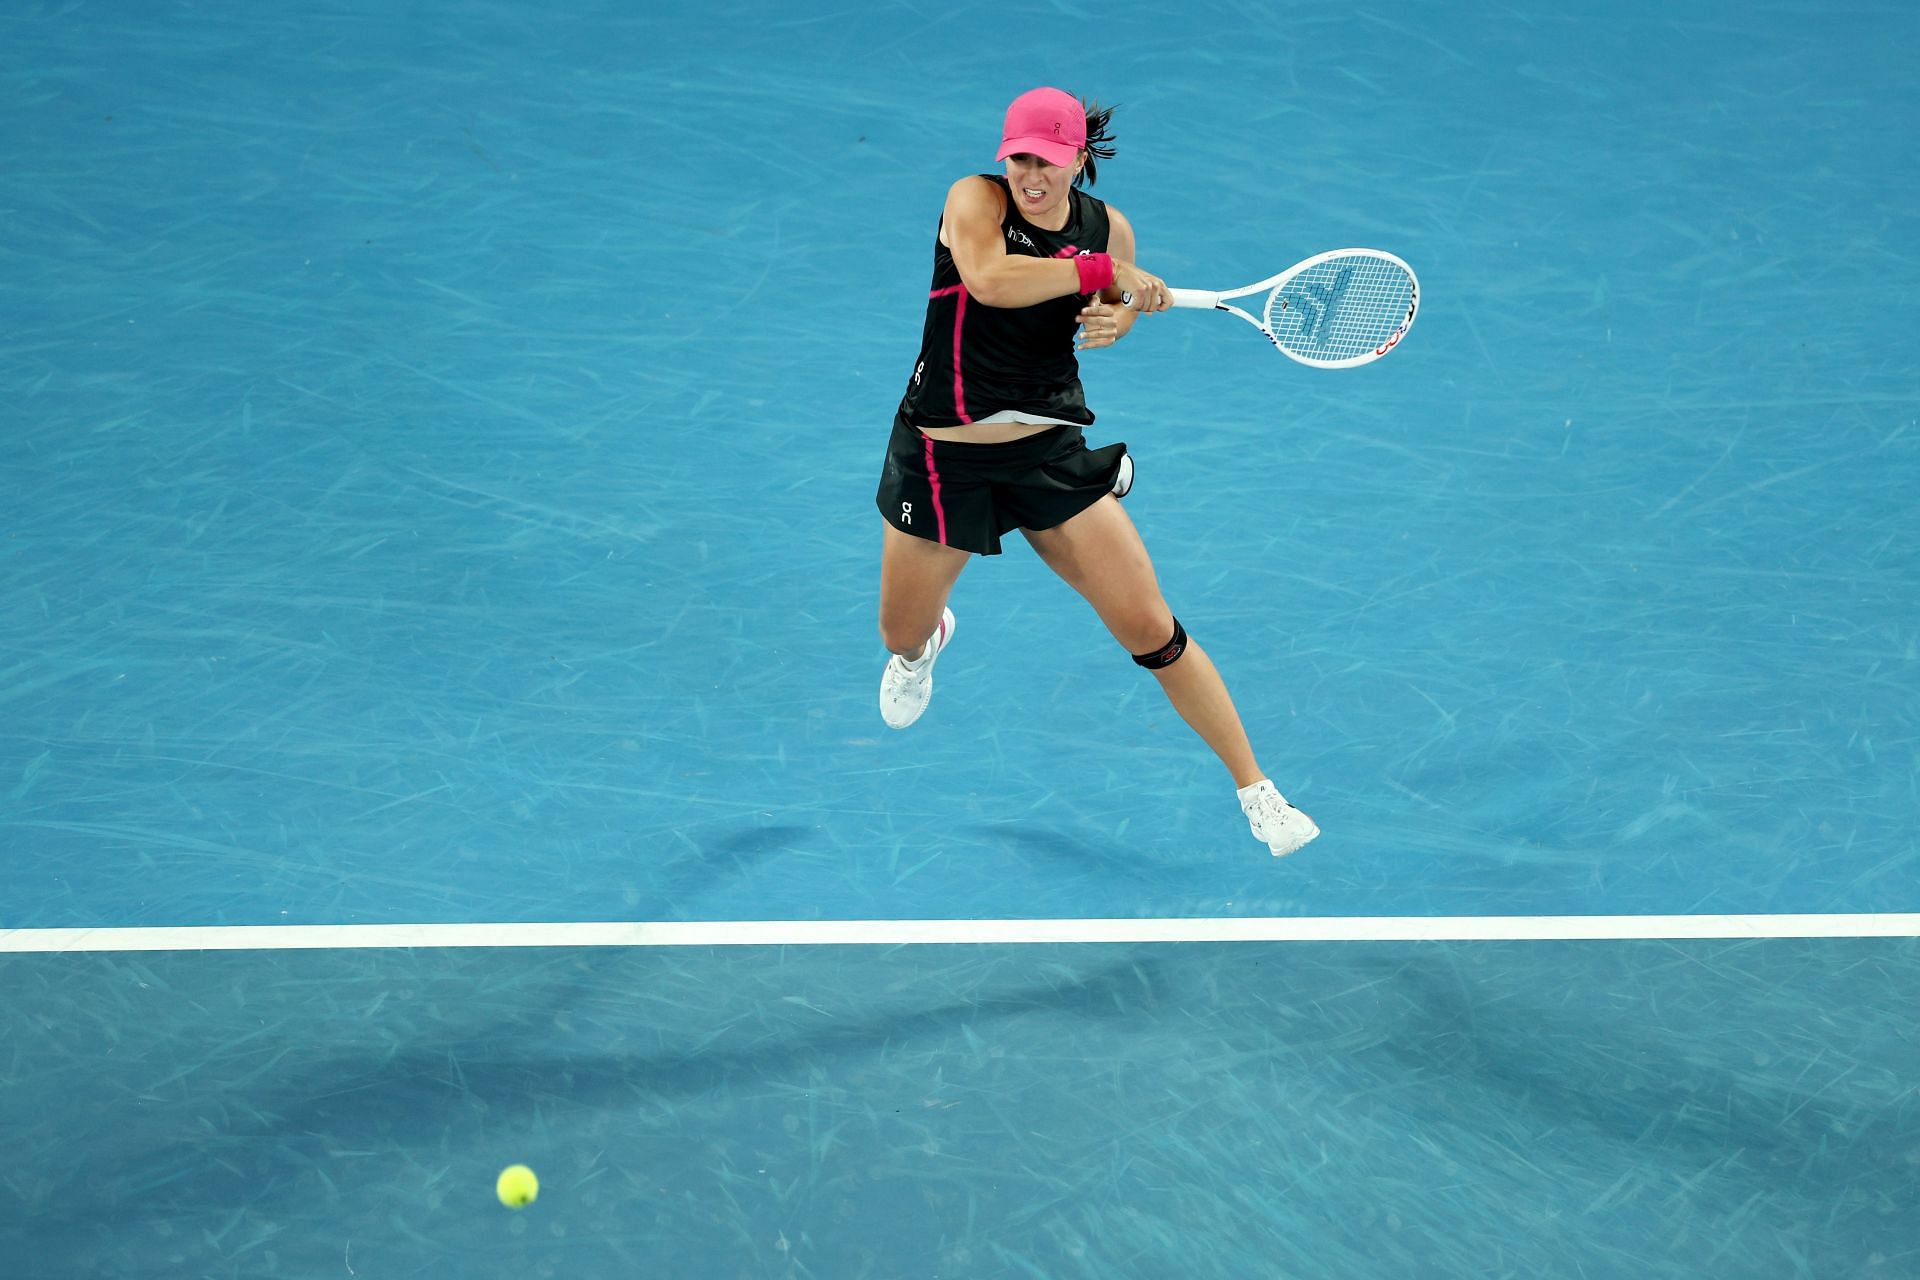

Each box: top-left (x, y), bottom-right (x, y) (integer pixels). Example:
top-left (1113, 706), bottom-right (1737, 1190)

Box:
top-left (1076, 206), bottom-right (1146, 352)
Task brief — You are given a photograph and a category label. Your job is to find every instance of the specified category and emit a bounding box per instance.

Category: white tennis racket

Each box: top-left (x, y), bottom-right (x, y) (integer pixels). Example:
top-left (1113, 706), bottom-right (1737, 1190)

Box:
top-left (1161, 248), bottom-right (1419, 368)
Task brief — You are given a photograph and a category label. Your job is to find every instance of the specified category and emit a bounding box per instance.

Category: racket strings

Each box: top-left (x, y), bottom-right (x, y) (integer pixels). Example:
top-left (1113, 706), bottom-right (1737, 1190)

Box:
top-left (1265, 257), bottom-right (1416, 362)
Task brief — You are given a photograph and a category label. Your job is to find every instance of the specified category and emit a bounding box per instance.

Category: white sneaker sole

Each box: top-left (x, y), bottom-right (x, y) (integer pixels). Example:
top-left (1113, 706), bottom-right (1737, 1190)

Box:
top-left (1262, 812), bottom-right (1320, 857)
top-left (1239, 781), bottom-right (1319, 857)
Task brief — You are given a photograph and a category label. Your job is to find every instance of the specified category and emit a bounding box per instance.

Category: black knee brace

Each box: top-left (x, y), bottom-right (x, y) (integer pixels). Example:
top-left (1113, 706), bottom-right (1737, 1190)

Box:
top-left (1132, 617), bottom-right (1187, 670)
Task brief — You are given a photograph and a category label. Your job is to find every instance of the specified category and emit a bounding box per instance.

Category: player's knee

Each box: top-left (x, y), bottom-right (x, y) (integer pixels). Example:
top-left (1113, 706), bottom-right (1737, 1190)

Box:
top-left (1130, 616), bottom-right (1187, 670)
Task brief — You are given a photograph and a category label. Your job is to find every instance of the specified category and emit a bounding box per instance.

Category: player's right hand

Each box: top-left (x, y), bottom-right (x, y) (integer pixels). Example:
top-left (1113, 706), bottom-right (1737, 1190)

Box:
top-left (1114, 262), bottom-right (1171, 312)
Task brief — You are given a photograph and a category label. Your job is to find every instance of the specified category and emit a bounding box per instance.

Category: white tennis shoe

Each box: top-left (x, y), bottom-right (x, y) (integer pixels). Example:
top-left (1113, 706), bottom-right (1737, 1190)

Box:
top-left (1237, 779), bottom-right (1319, 857)
top-left (879, 608), bottom-right (955, 730)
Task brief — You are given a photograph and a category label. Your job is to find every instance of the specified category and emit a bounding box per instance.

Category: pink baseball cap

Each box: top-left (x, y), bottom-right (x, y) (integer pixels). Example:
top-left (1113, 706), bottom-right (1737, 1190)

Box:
top-left (995, 87), bottom-right (1085, 167)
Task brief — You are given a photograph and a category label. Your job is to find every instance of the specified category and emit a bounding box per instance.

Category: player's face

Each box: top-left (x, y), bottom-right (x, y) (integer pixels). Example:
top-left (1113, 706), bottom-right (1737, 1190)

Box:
top-left (1003, 152), bottom-right (1083, 226)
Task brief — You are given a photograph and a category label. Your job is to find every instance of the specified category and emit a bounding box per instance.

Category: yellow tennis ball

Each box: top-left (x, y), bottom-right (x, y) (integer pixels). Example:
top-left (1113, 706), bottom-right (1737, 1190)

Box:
top-left (495, 1164), bottom-right (539, 1208)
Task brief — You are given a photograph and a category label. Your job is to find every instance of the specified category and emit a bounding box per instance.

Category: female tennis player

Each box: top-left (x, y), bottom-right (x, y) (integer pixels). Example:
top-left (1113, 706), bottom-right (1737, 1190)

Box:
top-left (873, 87), bottom-right (1317, 858)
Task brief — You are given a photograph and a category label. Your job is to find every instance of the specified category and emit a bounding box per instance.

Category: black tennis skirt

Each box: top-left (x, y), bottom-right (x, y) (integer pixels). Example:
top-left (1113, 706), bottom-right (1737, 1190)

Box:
top-left (875, 415), bottom-right (1128, 556)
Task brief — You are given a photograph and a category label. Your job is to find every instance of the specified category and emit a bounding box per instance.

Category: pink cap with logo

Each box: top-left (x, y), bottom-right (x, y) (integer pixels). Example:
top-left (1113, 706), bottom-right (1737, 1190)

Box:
top-left (995, 87), bottom-right (1085, 167)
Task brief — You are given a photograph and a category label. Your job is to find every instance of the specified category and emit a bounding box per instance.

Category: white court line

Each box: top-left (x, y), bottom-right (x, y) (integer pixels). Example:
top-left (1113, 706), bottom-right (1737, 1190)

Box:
top-left (1, 915), bottom-right (1916, 954)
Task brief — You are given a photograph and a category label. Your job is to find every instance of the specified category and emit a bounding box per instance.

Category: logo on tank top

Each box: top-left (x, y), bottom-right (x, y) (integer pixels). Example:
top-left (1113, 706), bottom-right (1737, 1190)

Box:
top-left (1007, 227), bottom-right (1035, 249)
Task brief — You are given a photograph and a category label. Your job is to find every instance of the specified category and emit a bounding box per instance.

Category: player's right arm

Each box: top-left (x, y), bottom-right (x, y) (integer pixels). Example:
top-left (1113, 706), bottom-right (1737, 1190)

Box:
top-left (942, 177), bottom-right (1078, 308)
top-left (942, 177), bottom-right (1167, 311)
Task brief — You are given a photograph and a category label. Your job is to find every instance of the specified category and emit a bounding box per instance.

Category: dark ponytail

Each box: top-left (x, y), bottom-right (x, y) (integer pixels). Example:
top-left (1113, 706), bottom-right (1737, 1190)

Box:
top-left (1077, 100), bottom-right (1116, 187)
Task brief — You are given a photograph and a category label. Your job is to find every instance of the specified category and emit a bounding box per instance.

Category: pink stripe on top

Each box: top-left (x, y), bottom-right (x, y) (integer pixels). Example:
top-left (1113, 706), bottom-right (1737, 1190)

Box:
top-left (950, 287), bottom-right (970, 423)
top-left (928, 283), bottom-right (971, 424)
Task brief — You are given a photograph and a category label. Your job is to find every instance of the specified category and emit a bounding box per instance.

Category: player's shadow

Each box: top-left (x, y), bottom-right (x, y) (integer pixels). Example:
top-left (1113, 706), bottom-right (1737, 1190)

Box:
top-left (12, 948), bottom-right (1185, 1244)
top-left (964, 821), bottom-right (1167, 880)
top-left (639, 822), bottom-right (816, 915)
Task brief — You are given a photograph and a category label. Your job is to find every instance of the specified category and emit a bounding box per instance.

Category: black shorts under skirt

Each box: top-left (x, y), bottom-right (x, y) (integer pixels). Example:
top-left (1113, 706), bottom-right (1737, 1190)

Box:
top-left (875, 415), bottom-right (1128, 556)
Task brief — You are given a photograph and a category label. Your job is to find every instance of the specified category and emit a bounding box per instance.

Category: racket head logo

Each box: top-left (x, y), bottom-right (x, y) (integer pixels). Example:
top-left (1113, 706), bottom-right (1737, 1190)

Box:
top-left (1373, 320), bottom-right (1409, 358)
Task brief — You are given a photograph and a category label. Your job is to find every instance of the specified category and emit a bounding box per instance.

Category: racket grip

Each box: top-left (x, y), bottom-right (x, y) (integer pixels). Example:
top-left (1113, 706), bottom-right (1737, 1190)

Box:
top-left (1166, 288), bottom-right (1220, 310)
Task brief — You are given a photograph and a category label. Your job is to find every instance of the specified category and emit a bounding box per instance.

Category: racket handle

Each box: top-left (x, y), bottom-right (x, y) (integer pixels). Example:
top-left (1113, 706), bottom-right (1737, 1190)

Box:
top-left (1166, 288), bottom-right (1220, 310)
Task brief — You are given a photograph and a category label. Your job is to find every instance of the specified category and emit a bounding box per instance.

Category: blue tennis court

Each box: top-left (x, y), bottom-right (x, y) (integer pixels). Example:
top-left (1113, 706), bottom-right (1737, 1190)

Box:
top-left (3, 1), bottom-right (1916, 1276)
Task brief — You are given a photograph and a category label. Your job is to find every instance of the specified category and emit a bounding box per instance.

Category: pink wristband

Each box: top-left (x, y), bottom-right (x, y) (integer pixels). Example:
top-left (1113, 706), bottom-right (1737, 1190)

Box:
top-left (1075, 252), bottom-right (1115, 295)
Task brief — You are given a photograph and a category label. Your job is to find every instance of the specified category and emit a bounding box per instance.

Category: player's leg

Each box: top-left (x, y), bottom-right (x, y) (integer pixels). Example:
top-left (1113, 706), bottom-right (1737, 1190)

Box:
top-left (1022, 496), bottom-right (1318, 855)
top-left (875, 520), bottom-right (967, 729)
top-left (1021, 496), bottom-right (1259, 782)
top-left (873, 417), bottom-right (979, 728)
top-left (878, 520), bottom-right (968, 658)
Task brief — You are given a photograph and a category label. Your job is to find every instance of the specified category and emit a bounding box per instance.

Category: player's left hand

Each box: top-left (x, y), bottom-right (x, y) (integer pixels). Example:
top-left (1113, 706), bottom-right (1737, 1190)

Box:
top-left (1075, 300), bottom-right (1126, 351)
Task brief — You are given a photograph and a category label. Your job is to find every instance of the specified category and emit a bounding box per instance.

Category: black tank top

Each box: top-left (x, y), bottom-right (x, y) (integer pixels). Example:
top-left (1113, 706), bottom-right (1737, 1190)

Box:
top-left (896, 175), bottom-right (1113, 428)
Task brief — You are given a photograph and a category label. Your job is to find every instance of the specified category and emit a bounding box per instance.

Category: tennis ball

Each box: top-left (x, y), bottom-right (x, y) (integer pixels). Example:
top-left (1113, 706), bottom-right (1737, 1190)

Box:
top-left (496, 1164), bottom-right (539, 1208)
